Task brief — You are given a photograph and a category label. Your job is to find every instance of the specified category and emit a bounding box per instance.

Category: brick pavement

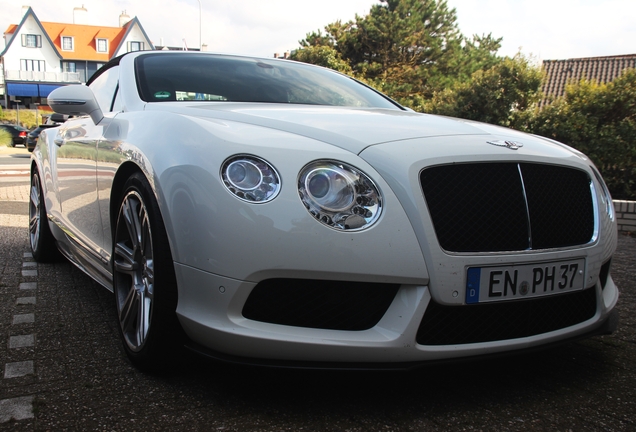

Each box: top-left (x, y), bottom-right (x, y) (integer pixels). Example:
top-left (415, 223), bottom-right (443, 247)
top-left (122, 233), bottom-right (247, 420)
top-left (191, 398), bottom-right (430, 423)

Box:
top-left (0, 182), bottom-right (29, 228)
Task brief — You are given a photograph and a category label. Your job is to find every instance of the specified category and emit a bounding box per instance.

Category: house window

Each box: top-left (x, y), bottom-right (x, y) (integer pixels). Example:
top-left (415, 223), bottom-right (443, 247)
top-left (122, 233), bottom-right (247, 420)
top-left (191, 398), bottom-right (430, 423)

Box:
top-left (63, 62), bottom-right (76, 73)
top-left (20, 59), bottom-right (46, 72)
top-left (96, 38), bottom-right (108, 53)
top-left (62, 36), bottom-right (74, 51)
top-left (21, 34), bottom-right (42, 48)
top-left (128, 41), bottom-right (144, 52)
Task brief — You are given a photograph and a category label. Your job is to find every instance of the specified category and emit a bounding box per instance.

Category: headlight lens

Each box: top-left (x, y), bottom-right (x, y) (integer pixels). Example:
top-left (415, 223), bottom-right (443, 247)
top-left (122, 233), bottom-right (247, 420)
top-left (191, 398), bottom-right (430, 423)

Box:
top-left (221, 155), bottom-right (281, 203)
top-left (298, 160), bottom-right (382, 231)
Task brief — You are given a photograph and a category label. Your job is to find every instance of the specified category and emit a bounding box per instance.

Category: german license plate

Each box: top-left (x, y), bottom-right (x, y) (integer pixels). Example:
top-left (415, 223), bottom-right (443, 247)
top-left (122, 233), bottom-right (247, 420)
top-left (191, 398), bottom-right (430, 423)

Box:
top-left (466, 259), bottom-right (585, 304)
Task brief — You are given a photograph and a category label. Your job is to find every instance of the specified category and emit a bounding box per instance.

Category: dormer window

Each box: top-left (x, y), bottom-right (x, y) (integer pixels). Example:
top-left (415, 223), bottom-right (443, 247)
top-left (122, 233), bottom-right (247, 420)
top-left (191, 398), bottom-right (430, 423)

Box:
top-left (21, 34), bottom-right (42, 48)
top-left (96, 38), bottom-right (108, 53)
top-left (128, 41), bottom-right (144, 52)
top-left (62, 36), bottom-right (74, 51)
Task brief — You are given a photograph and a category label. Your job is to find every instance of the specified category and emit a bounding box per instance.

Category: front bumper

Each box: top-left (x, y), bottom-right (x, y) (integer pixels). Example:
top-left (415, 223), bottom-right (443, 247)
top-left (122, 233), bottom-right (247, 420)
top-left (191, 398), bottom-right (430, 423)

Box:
top-left (174, 263), bottom-right (619, 365)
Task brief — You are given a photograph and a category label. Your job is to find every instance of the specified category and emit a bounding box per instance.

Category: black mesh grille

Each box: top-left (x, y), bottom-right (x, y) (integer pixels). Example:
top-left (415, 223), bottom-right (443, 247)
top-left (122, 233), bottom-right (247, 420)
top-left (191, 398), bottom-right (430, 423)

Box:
top-left (420, 163), bottom-right (594, 252)
top-left (520, 164), bottom-right (595, 248)
top-left (416, 288), bottom-right (597, 345)
top-left (242, 279), bottom-right (400, 331)
top-left (420, 163), bottom-right (529, 252)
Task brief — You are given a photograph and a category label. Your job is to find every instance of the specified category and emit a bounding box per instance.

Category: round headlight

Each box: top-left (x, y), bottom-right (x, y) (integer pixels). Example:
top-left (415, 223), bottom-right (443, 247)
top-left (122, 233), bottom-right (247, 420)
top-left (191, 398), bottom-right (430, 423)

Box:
top-left (298, 160), bottom-right (382, 231)
top-left (221, 155), bottom-right (281, 203)
top-left (304, 168), bottom-right (356, 212)
top-left (227, 160), bottom-right (263, 190)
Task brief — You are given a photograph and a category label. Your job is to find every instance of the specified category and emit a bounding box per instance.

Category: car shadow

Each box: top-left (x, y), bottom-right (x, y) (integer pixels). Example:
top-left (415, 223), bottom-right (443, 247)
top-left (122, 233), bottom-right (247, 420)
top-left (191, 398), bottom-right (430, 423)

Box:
top-left (161, 331), bottom-right (614, 419)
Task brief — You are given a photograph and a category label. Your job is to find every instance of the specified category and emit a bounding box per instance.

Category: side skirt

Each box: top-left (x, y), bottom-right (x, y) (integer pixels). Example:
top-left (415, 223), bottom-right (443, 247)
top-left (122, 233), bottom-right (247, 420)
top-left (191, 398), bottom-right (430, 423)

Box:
top-left (49, 217), bottom-right (113, 292)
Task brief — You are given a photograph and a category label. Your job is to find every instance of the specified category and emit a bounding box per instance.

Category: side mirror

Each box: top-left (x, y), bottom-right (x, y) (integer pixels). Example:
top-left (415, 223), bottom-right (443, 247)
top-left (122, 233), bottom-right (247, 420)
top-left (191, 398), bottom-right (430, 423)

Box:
top-left (48, 85), bottom-right (103, 125)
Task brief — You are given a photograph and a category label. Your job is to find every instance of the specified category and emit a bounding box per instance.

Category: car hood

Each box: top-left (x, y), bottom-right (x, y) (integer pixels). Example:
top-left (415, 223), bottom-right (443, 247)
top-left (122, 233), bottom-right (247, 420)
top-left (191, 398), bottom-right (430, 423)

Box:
top-left (146, 103), bottom-right (538, 154)
top-left (145, 102), bottom-right (580, 157)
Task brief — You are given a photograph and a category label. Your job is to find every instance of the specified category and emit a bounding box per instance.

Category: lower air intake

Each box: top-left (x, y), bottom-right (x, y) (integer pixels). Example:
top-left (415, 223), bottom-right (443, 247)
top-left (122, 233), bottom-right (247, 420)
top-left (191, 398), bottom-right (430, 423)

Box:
top-left (243, 279), bottom-right (399, 331)
top-left (416, 288), bottom-right (597, 345)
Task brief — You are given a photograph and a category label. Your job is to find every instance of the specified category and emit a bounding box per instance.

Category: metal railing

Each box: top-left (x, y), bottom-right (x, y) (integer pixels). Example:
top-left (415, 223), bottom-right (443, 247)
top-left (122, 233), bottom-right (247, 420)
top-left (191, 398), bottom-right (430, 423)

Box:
top-left (4, 70), bottom-right (81, 83)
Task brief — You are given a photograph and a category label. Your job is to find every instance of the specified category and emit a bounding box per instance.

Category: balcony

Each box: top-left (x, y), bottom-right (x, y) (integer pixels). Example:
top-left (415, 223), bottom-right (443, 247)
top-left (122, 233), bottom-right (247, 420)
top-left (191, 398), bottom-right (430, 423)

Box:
top-left (4, 70), bottom-right (81, 83)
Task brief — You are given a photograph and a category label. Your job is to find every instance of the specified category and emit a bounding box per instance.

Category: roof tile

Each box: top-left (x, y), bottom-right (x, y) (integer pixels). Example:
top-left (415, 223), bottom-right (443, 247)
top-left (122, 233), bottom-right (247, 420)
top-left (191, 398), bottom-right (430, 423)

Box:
top-left (541, 54), bottom-right (636, 106)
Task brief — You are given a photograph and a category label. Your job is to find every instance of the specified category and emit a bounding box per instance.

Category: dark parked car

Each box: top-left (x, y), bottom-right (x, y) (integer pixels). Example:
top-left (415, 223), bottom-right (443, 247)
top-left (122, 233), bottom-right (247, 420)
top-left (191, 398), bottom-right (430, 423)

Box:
top-left (26, 114), bottom-right (68, 152)
top-left (0, 124), bottom-right (29, 146)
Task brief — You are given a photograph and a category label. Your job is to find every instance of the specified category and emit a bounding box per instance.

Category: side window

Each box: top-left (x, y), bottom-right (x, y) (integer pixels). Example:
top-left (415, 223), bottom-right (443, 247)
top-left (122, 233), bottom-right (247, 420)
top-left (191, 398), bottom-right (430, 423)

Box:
top-left (89, 66), bottom-right (120, 113)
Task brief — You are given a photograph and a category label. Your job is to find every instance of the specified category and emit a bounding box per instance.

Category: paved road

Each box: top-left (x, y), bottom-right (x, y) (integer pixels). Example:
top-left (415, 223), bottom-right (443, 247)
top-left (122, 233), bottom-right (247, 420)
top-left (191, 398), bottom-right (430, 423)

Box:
top-left (1, 171), bottom-right (635, 431)
top-left (0, 147), bottom-right (31, 185)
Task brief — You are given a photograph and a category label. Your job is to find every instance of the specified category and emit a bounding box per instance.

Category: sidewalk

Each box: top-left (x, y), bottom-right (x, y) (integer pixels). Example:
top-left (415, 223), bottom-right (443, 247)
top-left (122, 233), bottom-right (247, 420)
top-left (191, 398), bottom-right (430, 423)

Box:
top-left (0, 145), bottom-right (29, 156)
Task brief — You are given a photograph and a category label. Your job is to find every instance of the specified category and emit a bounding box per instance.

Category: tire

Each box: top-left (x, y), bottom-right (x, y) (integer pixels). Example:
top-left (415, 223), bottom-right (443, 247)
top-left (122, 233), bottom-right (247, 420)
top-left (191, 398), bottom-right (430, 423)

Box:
top-left (29, 171), bottom-right (61, 262)
top-left (112, 172), bottom-right (183, 372)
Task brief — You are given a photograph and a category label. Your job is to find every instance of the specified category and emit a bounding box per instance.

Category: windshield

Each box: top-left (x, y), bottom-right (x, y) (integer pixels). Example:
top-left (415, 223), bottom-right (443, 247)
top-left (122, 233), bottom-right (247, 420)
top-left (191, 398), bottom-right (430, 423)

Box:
top-left (135, 53), bottom-right (399, 109)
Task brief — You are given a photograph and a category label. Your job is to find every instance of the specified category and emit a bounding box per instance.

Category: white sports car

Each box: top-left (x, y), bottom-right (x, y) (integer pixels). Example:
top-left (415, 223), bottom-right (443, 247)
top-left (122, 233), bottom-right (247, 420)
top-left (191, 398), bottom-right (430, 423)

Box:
top-left (30, 51), bottom-right (619, 371)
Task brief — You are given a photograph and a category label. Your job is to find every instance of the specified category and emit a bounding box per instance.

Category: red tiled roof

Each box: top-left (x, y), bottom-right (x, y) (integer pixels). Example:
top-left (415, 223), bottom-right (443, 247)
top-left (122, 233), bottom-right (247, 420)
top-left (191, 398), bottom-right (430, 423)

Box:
top-left (4, 24), bottom-right (18, 34)
top-left (40, 21), bottom-right (127, 60)
top-left (542, 54), bottom-right (636, 105)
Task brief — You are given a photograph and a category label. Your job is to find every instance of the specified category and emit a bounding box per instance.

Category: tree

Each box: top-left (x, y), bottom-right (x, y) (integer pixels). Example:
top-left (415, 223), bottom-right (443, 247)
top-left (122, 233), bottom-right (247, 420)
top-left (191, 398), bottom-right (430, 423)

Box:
top-left (333, 0), bottom-right (462, 77)
top-left (289, 45), bottom-right (352, 74)
top-left (292, 0), bottom-right (502, 107)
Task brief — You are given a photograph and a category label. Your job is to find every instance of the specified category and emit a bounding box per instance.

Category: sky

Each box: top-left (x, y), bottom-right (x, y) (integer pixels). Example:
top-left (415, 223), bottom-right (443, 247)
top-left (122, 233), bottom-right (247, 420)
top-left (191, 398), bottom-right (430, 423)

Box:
top-left (1, 0), bottom-right (634, 62)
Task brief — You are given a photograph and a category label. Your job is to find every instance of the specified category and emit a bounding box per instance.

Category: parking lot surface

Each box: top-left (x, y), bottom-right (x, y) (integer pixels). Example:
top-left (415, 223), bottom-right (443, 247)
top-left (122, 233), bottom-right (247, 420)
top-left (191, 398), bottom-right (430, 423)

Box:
top-left (1, 174), bottom-right (635, 431)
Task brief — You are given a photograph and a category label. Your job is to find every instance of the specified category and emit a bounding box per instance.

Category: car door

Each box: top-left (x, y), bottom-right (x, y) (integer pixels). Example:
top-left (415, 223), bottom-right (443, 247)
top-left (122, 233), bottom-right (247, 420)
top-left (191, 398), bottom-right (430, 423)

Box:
top-left (55, 66), bottom-right (120, 267)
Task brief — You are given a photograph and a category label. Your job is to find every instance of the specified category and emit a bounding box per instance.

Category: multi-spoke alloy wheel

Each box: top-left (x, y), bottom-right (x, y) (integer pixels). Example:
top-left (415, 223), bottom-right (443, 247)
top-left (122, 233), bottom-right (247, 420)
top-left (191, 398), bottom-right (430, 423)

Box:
top-left (113, 173), bottom-right (181, 371)
top-left (29, 171), bottom-right (59, 262)
top-left (29, 173), bottom-right (42, 252)
top-left (114, 190), bottom-right (155, 351)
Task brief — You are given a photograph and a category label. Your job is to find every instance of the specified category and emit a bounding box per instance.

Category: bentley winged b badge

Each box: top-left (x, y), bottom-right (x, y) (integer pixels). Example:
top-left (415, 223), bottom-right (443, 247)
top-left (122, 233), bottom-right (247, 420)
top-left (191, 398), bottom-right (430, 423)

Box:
top-left (487, 139), bottom-right (524, 150)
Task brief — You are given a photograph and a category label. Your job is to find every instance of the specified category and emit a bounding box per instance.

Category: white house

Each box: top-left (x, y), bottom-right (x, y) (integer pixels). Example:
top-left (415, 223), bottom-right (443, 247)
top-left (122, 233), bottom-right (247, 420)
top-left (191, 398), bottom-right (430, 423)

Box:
top-left (0, 7), bottom-right (154, 108)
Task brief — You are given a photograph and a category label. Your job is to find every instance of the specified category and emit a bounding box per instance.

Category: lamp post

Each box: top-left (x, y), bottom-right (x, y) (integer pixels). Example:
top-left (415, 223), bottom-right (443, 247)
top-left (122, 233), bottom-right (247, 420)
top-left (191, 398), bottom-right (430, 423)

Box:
top-left (197, 0), bottom-right (202, 50)
top-left (14, 99), bottom-right (21, 127)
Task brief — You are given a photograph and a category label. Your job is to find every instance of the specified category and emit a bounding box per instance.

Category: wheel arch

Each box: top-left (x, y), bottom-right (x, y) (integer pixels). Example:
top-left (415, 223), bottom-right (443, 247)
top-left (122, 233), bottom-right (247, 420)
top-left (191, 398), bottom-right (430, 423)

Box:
top-left (109, 161), bottom-right (179, 266)
top-left (109, 161), bottom-right (142, 233)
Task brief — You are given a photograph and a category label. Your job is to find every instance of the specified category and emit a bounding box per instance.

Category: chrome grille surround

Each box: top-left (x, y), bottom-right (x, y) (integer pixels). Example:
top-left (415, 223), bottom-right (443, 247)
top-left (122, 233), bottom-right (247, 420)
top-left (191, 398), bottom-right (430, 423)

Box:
top-left (420, 162), bottom-right (598, 253)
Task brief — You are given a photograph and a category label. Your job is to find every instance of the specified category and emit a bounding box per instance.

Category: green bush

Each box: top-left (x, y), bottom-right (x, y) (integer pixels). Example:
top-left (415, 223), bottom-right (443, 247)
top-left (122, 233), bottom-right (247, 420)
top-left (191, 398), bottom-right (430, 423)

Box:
top-left (0, 129), bottom-right (12, 147)
top-left (425, 54), bottom-right (543, 128)
top-left (523, 70), bottom-right (636, 200)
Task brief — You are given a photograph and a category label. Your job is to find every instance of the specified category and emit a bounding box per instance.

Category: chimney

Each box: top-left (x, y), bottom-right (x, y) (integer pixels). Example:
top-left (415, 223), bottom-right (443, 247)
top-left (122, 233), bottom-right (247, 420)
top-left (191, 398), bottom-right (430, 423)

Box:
top-left (119, 10), bottom-right (131, 27)
top-left (201, 43), bottom-right (208, 52)
top-left (73, 5), bottom-right (88, 24)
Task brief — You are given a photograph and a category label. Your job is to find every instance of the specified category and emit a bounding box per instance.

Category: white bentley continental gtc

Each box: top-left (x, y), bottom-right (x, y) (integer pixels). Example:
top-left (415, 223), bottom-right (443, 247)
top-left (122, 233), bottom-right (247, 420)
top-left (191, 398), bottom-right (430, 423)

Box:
top-left (31, 51), bottom-right (619, 371)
